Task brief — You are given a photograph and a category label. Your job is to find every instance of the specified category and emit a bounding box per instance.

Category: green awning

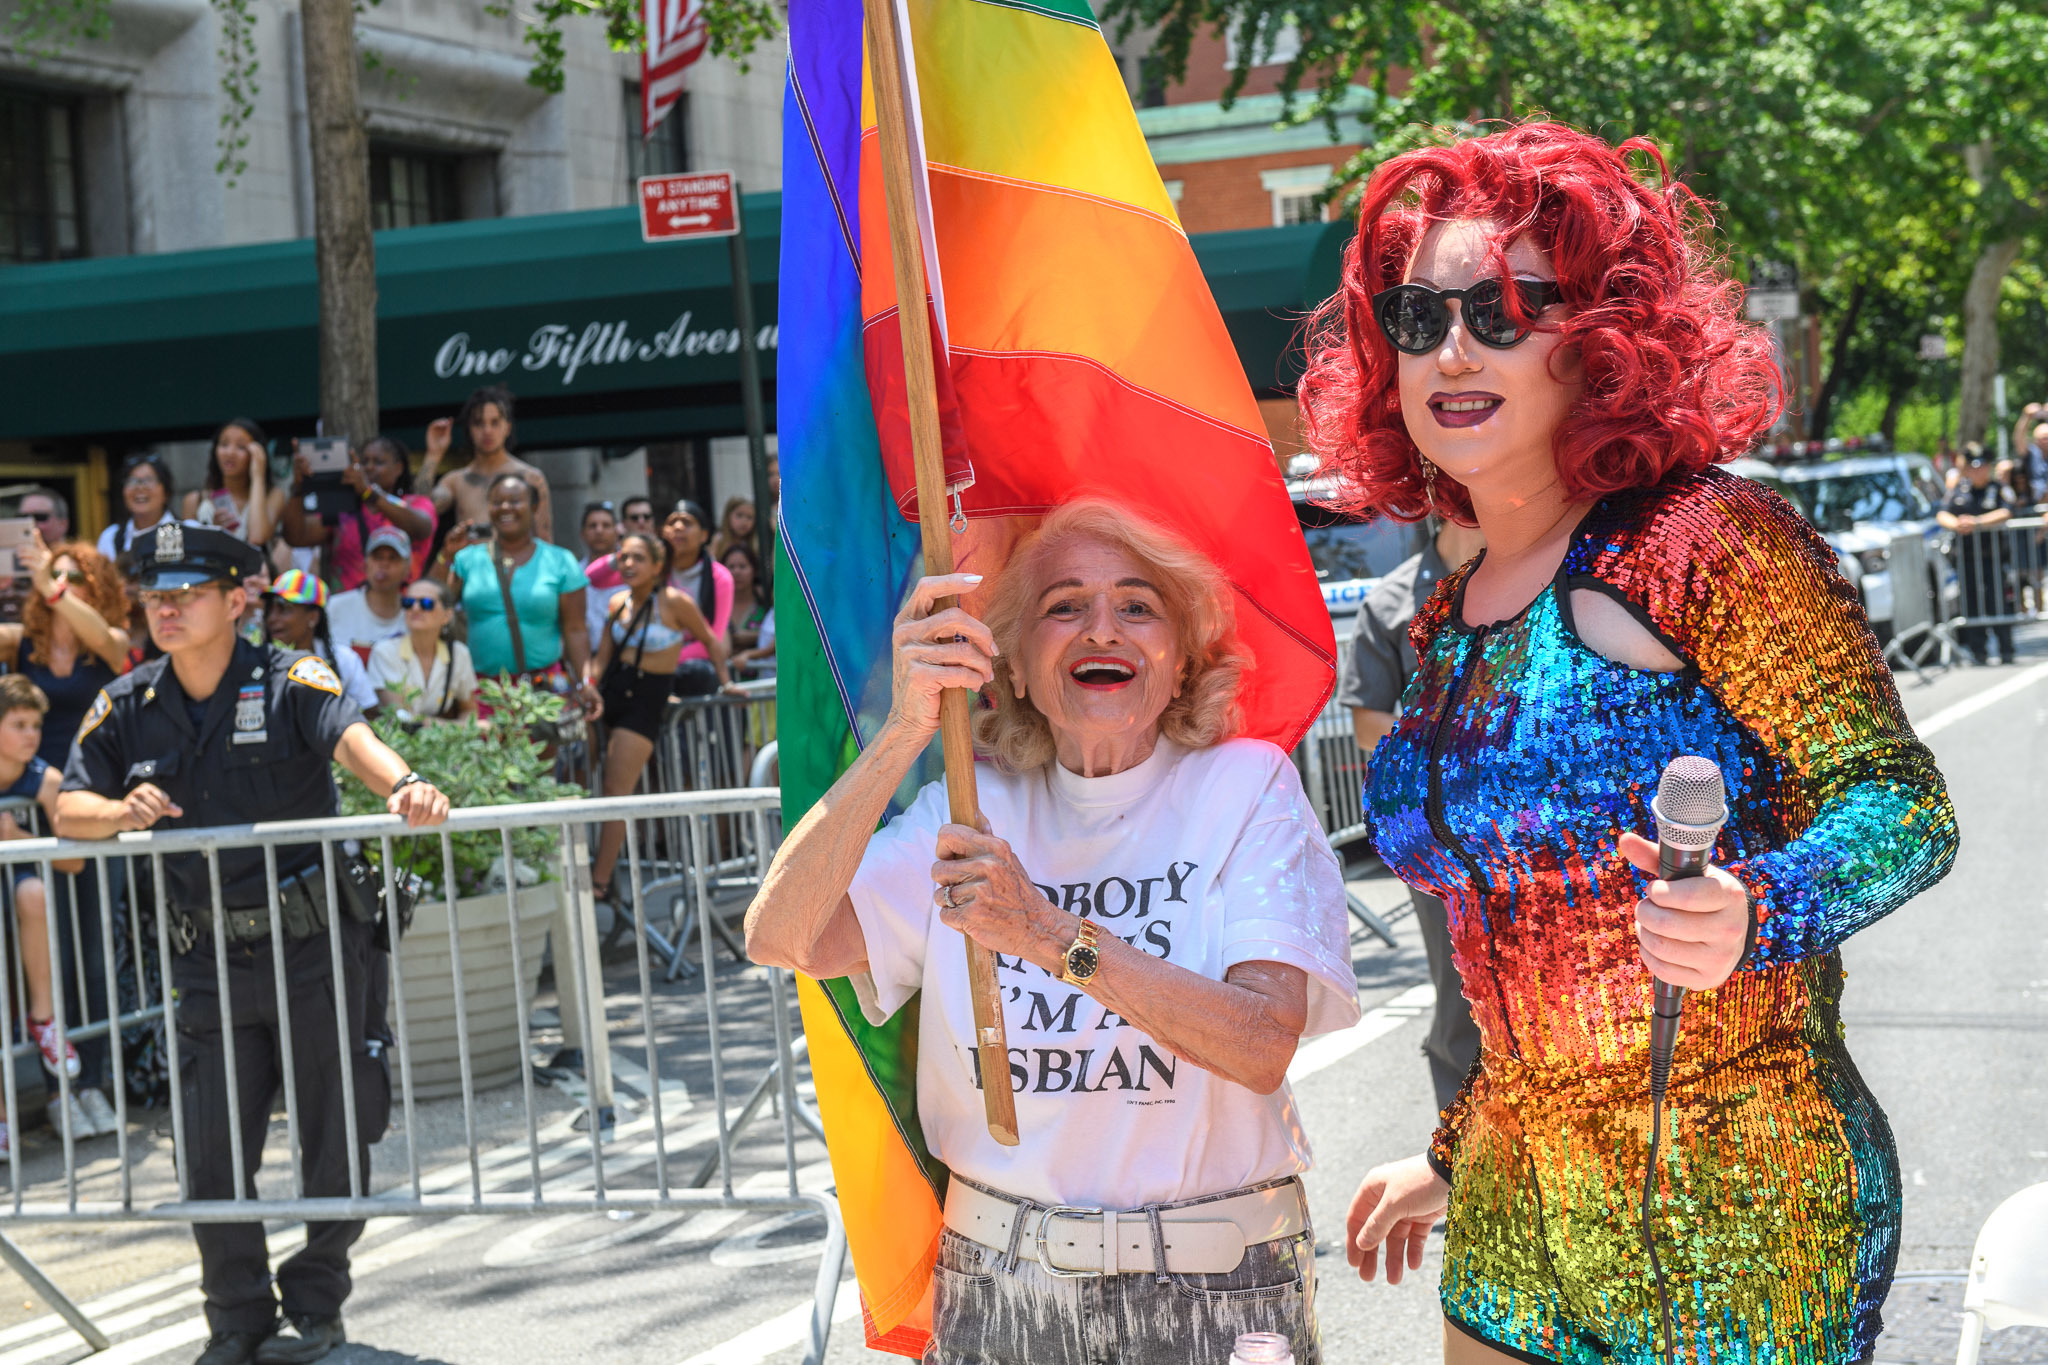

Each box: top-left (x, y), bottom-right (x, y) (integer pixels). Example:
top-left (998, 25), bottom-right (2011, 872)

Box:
top-left (1195, 215), bottom-right (1352, 395)
top-left (0, 195), bottom-right (1348, 447)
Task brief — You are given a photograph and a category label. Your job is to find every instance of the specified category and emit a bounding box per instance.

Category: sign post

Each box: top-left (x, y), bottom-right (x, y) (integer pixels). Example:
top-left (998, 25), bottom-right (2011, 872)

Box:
top-left (639, 171), bottom-right (775, 577)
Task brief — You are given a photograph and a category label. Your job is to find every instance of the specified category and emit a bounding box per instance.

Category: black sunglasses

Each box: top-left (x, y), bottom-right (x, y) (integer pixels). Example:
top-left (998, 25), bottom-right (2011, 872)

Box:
top-left (1371, 277), bottom-right (1562, 354)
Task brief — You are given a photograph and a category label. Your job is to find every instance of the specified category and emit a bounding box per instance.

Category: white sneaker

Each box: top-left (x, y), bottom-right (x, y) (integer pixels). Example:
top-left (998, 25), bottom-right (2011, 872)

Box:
top-left (77, 1088), bottom-right (118, 1137)
top-left (45, 1092), bottom-right (92, 1141)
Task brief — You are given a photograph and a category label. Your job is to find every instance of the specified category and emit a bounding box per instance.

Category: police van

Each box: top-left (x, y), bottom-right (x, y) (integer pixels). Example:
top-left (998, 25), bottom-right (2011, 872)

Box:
top-left (1287, 460), bottom-right (1428, 642)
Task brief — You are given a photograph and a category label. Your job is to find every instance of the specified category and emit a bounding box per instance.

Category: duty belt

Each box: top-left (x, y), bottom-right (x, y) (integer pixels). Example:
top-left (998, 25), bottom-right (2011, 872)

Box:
top-left (193, 865), bottom-right (334, 947)
top-left (941, 1175), bottom-right (1308, 1277)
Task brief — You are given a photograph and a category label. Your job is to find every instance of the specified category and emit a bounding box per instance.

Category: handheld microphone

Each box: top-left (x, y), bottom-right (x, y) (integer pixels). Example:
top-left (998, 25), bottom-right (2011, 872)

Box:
top-left (1641, 755), bottom-right (1729, 1365)
top-left (1646, 755), bottom-right (1730, 1100)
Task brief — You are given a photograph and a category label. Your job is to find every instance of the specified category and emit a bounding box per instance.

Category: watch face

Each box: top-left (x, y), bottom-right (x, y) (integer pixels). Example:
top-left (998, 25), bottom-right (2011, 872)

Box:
top-left (1067, 944), bottom-right (1100, 981)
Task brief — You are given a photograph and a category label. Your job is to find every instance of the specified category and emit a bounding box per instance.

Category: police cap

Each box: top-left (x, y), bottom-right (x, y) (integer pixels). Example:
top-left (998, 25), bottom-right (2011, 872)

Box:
top-left (129, 523), bottom-right (266, 590)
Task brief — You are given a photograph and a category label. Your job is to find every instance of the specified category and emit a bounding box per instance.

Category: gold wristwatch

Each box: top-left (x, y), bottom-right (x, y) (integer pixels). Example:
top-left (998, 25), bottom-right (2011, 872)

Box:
top-left (1058, 919), bottom-right (1102, 986)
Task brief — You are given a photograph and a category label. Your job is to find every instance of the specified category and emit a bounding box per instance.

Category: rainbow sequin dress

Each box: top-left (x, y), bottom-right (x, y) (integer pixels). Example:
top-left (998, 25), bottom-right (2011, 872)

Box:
top-left (1364, 469), bottom-right (1958, 1364)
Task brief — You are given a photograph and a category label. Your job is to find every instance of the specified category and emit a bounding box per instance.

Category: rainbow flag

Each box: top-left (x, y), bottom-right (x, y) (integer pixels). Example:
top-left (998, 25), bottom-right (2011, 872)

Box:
top-left (777, 0), bottom-right (1336, 1352)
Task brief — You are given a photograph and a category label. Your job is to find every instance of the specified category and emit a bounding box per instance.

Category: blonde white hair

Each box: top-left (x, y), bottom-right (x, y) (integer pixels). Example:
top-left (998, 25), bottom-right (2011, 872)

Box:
top-left (972, 499), bottom-right (1247, 774)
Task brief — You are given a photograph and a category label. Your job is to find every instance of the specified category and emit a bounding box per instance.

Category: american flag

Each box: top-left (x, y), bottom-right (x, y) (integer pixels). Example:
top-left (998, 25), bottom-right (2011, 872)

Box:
top-left (641, 0), bottom-right (708, 139)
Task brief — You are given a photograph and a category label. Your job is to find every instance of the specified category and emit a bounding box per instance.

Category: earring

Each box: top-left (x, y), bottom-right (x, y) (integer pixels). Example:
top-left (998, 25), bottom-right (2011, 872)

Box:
top-left (1420, 458), bottom-right (1439, 514)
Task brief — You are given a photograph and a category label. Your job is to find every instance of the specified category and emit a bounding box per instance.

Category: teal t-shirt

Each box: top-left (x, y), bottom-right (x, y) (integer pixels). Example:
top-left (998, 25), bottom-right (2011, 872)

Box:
top-left (454, 541), bottom-right (589, 676)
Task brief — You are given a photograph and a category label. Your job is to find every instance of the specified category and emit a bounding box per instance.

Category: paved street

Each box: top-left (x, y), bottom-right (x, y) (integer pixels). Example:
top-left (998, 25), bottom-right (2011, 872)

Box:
top-left (0, 638), bottom-right (2043, 1365)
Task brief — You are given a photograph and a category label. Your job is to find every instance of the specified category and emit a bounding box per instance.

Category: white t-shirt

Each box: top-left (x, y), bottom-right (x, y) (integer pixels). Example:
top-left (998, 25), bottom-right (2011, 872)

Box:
top-left (95, 517), bottom-right (200, 562)
top-left (313, 643), bottom-right (379, 712)
top-left (326, 589), bottom-right (405, 662)
top-left (369, 635), bottom-right (477, 717)
top-left (847, 737), bottom-right (1358, 1210)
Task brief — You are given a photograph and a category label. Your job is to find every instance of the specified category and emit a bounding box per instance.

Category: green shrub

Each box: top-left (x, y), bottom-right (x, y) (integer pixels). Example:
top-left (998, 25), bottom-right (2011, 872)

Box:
top-left (336, 679), bottom-right (586, 898)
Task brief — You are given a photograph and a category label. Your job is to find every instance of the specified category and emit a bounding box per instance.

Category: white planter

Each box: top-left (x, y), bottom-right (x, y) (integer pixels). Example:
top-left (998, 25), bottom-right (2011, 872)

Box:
top-left (390, 882), bottom-right (559, 1099)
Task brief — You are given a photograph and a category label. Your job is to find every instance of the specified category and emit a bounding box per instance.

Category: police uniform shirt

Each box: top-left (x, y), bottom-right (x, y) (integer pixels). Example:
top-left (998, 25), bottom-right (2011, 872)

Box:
top-left (1335, 540), bottom-right (1452, 715)
top-left (63, 638), bottom-right (366, 910)
top-left (1944, 474), bottom-right (2015, 519)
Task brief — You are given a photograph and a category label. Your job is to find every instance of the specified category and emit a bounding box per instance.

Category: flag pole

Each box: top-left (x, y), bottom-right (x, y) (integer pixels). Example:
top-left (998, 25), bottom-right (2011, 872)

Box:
top-left (861, 0), bottom-right (1020, 1147)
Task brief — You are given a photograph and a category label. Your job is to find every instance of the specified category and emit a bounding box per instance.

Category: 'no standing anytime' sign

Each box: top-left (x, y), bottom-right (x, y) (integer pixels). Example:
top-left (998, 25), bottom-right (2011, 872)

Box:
top-left (639, 171), bottom-right (738, 242)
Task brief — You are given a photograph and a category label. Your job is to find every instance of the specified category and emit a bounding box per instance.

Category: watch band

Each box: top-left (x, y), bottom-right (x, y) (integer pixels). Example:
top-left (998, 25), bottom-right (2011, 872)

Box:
top-left (389, 772), bottom-right (425, 797)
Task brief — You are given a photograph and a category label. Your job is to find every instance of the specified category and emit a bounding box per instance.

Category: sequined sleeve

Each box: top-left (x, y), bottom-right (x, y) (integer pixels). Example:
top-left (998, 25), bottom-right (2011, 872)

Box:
top-left (1608, 475), bottom-right (1959, 965)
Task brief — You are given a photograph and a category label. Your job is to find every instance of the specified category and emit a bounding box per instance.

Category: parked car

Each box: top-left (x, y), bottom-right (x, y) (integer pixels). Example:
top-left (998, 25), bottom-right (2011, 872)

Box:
top-left (1726, 453), bottom-right (1943, 641)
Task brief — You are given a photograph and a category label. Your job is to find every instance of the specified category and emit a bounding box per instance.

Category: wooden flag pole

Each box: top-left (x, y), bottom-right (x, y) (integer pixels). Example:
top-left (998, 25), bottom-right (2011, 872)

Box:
top-left (862, 0), bottom-right (1021, 1147)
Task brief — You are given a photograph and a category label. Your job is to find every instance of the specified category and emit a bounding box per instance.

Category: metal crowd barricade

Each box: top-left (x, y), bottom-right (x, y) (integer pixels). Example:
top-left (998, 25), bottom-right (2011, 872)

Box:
top-left (0, 797), bottom-right (148, 1143)
top-left (1886, 518), bottom-right (2047, 678)
top-left (1291, 634), bottom-right (1397, 948)
top-left (0, 789), bottom-right (845, 1365)
top-left (615, 681), bottom-right (779, 980)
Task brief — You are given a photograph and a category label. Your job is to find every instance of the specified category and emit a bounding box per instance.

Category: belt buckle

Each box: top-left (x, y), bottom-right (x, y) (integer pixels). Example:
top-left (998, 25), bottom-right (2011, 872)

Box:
top-left (1034, 1205), bottom-right (1106, 1279)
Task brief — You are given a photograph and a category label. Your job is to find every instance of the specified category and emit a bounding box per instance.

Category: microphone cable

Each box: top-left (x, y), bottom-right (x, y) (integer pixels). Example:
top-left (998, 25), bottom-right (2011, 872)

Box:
top-left (1640, 1063), bottom-right (1678, 1365)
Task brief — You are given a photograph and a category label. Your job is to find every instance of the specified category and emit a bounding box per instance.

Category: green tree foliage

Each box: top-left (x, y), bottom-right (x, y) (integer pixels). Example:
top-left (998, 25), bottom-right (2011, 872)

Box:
top-left (508, 0), bottom-right (781, 96)
top-left (1102, 0), bottom-right (2047, 441)
top-left (336, 681), bottom-right (586, 898)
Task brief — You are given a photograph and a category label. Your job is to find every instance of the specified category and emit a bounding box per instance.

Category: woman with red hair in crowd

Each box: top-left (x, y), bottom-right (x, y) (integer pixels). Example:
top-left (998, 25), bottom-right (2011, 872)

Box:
top-left (1316, 123), bottom-right (1957, 1364)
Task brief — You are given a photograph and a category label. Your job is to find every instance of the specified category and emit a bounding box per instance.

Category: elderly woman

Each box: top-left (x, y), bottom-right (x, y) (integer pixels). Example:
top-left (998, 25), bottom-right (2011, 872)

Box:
top-left (747, 499), bottom-right (1358, 1365)
top-left (1311, 124), bottom-right (1958, 1365)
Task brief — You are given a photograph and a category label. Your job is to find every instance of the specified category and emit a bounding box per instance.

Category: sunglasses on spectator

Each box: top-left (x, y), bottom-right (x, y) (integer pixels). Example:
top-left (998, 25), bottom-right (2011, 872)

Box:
top-left (22, 509), bottom-right (58, 522)
top-left (51, 570), bottom-right (88, 586)
top-left (1371, 276), bottom-right (1562, 354)
top-left (400, 595), bottom-right (444, 610)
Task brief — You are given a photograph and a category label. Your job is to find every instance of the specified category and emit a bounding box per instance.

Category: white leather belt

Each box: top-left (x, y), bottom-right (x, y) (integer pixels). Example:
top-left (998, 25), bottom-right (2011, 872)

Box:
top-left (942, 1178), bottom-right (1307, 1277)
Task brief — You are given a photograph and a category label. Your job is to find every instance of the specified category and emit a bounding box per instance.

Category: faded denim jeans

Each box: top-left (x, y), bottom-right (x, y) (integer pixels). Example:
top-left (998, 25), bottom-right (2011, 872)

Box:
top-left (924, 1186), bottom-right (1320, 1365)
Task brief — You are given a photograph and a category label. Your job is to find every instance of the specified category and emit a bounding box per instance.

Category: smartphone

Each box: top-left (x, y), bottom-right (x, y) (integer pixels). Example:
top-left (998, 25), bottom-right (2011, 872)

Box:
top-left (0, 518), bottom-right (31, 579)
top-left (302, 437), bottom-right (352, 475)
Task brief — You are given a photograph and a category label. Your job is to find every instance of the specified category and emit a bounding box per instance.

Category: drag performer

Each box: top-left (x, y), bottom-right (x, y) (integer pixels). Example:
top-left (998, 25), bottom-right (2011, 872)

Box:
top-left (1306, 124), bottom-right (1959, 1365)
top-left (747, 501), bottom-right (1360, 1365)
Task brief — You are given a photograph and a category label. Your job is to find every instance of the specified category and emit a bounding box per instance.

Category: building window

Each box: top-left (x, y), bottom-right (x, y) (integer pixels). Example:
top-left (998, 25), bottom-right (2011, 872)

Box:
top-left (625, 82), bottom-right (689, 186)
top-left (1136, 53), bottom-right (1169, 108)
top-left (1260, 163), bottom-right (1331, 227)
top-left (369, 145), bottom-right (462, 230)
top-left (1225, 20), bottom-right (1302, 69)
top-left (1274, 191), bottom-right (1322, 226)
top-left (0, 87), bottom-right (84, 265)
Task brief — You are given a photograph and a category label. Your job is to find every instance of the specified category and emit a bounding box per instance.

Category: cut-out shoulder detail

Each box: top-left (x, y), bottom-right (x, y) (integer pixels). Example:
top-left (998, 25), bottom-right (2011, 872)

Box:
top-left (1567, 589), bottom-right (1684, 672)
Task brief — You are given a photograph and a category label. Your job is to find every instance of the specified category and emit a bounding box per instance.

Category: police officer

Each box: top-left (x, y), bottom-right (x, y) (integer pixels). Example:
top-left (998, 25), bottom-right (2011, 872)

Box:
top-left (54, 525), bottom-right (449, 1365)
top-left (1938, 443), bottom-right (2018, 665)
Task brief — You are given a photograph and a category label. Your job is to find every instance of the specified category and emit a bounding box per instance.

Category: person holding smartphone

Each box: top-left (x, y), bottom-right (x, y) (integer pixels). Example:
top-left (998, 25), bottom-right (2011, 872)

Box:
top-left (283, 436), bottom-right (435, 590)
top-left (185, 419), bottom-right (285, 548)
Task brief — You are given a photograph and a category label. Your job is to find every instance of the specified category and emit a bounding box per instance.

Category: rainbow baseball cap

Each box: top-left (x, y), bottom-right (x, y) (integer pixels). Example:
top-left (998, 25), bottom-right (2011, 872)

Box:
top-left (265, 568), bottom-right (328, 608)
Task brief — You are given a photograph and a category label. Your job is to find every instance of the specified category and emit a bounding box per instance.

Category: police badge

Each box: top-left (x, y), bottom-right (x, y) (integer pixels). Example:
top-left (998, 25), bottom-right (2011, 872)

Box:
top-left (154, 522), bottom-right (184, 562)
top-left (231, 683), bottom-right (267, 745)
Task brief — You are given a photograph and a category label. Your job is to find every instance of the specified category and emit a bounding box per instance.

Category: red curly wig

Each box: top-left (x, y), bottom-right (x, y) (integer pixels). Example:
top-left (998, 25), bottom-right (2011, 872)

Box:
top-left (1298, 122), bottom-right (1784, 523)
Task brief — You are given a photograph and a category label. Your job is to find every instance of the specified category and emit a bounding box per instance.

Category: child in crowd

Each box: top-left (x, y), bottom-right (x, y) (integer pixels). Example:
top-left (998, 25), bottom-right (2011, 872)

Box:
top-left (0, 675), bottom-right (102, 1152)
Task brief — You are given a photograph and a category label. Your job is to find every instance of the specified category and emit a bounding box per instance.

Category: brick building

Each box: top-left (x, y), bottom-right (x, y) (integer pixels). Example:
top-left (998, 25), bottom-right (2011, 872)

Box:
top-left (1114, 29), bottom-right (1373, 456)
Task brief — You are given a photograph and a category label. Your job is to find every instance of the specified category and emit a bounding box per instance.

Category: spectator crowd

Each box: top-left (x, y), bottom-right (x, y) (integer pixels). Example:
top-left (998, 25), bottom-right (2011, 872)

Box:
top-left (0, 382), bottom-right (778, 1155)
